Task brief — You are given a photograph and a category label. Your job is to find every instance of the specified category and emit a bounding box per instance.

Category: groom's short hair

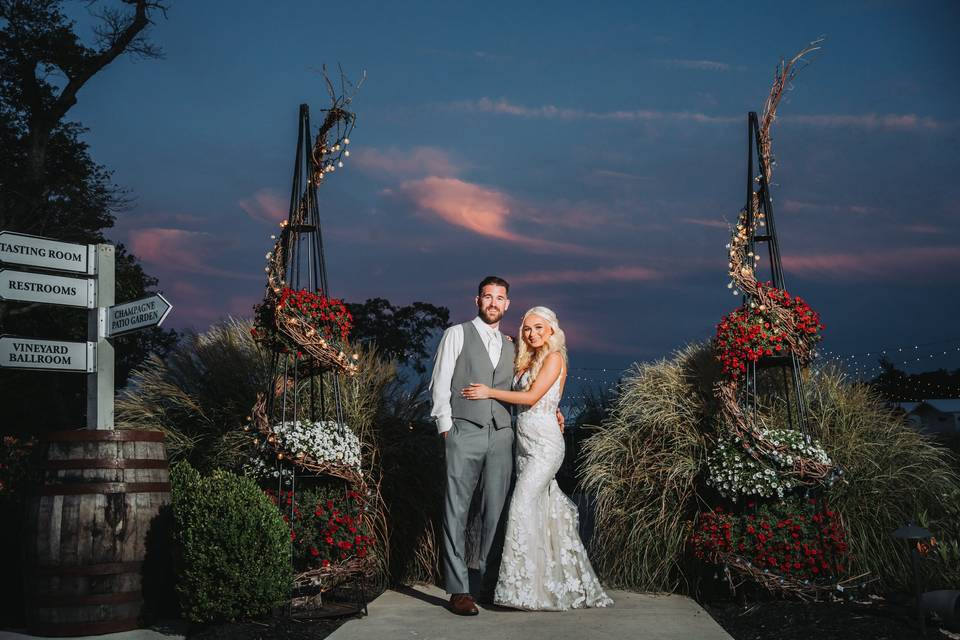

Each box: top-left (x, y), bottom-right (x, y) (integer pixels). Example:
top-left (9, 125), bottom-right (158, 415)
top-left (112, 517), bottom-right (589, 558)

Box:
top-left (478, 276), bottom-right (509, 296)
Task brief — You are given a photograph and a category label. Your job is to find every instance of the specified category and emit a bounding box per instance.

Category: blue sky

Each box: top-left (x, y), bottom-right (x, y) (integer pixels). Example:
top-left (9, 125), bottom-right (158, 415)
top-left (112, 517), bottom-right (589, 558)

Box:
top-left (63, 0), bottom-right (960, 383)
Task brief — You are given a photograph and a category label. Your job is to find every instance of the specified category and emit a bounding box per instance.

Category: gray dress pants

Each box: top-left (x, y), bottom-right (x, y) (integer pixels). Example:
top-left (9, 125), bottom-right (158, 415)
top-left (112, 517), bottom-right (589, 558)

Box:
top-left (442, 418), bottom-right (514, 595)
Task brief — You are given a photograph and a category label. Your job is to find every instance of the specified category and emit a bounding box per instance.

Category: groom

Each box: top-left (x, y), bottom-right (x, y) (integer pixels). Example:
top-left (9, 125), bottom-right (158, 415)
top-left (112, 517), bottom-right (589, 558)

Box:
top-left (431, 276), bottom-right (516, 616)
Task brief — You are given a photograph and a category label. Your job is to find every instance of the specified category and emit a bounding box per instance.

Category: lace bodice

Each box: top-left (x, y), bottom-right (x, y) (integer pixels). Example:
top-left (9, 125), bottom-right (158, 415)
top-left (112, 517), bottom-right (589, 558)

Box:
top-left (514, 369), bottom-right (563, 417)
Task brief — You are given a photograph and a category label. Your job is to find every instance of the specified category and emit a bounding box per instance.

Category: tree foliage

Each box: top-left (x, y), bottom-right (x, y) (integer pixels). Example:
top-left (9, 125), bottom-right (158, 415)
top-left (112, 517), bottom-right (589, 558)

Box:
top-left (347, 298), bottom-right (450, 372)
top-left (0, 0), bottom-right (174, 430)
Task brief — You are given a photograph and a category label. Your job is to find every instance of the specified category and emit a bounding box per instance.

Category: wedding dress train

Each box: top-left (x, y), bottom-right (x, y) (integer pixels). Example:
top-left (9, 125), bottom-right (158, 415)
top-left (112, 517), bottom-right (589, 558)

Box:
top-left (494, 370), bottom-right (613, 611)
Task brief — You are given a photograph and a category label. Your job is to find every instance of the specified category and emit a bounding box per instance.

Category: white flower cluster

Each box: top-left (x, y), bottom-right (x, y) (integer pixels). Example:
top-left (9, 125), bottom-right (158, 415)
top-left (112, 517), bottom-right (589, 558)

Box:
top-left (706, 429), bottom-right (832, 501)
top-left (273, 420), bottom-right (362, 468)
top-left (242, 454), bottom-right (291, 481)
top-left (244, 420), bottom-right (362, 480)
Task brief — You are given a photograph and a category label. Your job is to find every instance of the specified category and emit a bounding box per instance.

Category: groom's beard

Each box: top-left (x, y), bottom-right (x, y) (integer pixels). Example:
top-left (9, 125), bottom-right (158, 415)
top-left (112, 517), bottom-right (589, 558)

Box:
top-left (479, 306), bottom-right (503, 324)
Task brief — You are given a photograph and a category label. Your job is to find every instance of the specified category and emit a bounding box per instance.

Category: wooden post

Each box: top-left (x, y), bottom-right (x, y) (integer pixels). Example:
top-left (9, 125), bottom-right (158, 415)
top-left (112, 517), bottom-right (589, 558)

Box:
top-left (86, 243), bottom-right (114, 429)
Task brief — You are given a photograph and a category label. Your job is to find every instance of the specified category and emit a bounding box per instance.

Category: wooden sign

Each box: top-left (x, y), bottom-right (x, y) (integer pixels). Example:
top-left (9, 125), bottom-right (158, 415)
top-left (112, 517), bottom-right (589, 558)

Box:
top-left (0, 269), bottom-right (94, 308)
top-left (107, 294), bottom-right (172, 337)
top-left (0, 336), bottom-right (94, 372)
top-left (0, 231), bottom-right (91, 274)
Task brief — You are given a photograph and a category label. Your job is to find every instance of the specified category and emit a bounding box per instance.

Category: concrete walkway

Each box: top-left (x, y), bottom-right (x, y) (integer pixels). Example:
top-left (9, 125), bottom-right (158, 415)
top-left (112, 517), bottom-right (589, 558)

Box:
top-left (329, 584), bottom-right (734, 640)
top-left (0, 629), bottom-right (183, 640)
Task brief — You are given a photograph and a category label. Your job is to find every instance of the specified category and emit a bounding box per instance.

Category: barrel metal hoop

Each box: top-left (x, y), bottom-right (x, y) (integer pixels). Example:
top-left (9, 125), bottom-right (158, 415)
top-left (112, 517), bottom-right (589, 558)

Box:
top-left (32, 561), bottom-right (144, 577)
top-left (42, 430), bottom-right (166, 443)
top-left (36, 482), bottom-right (171, 495)
top-left (41, 459), bottom-right (169, 470)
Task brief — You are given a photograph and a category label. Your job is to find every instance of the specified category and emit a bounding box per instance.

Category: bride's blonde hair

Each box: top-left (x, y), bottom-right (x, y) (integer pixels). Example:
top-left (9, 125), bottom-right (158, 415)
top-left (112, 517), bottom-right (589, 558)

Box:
top-left (515, 306), bottom-right (568, 391)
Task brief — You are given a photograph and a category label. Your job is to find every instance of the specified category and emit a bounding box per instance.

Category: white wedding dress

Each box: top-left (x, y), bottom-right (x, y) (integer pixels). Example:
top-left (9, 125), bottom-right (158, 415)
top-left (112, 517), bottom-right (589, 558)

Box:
top-left (494, 370), bottom-right (613, 611)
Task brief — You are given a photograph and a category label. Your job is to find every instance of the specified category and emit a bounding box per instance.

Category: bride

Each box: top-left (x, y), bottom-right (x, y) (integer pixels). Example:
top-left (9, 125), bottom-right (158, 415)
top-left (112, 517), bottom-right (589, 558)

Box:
top-left (461, 306), bottom-right (612, 611)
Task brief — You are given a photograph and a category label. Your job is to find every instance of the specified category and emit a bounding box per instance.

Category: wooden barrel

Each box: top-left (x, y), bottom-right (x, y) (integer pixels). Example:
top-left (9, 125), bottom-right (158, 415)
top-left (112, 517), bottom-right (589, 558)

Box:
top-left (23, 430), bottom-right (170, 637)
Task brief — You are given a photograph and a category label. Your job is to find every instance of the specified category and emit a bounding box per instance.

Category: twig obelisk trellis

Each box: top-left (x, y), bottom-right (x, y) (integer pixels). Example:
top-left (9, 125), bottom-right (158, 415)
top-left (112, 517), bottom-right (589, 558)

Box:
top-left (718, 38), bottom-right (836, 484)
top-left (740, 109), bottom-right (810, 434)
top-left (264, 102), bottom-right (353, 440)
top-left (248, 68), bottom-right (383, 614)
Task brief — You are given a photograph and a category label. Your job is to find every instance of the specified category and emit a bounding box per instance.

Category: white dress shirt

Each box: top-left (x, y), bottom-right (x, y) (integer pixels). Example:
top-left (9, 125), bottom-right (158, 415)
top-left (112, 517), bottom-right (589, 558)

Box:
top-left (430, 316), bottom-right (503, 434)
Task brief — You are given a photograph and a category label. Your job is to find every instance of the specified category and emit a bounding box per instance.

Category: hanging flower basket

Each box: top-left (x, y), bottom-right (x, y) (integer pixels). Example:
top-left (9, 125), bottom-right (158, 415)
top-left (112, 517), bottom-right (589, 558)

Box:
top-left (706, 430), bottom-right (835, 501)
top-left (253, 287), bottom-right (359, 376)
top-left (689, 498), bottom-right (862, 599)
top-left (248, 391), bottom-right (364, 483)
top-left (264, 485), bottom-right (381, 592)
top-left (714, 282), bottom-right (823, 381)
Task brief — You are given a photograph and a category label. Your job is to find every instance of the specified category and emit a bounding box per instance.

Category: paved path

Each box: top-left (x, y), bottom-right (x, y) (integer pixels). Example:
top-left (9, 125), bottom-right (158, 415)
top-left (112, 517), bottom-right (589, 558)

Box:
top-left (329, 584), bottom-right (733, 640)
top-left (0, 629), bottom-right (182, 640)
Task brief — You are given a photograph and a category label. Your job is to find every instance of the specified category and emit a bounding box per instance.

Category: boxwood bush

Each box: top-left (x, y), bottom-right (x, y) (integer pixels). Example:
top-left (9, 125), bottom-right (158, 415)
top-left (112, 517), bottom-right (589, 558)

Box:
top-left (170, 461), bottom-right (292, 622)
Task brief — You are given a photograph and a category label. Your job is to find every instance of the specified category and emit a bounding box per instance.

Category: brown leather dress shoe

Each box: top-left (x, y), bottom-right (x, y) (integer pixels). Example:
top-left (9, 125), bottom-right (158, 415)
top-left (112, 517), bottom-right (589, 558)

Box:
top-left (449, 593), bottom-right (479, 616)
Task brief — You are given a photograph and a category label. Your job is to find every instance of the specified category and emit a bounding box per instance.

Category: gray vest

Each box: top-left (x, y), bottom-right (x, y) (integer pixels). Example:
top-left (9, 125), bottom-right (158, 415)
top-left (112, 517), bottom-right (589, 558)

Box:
top-left (449, 321), bottom-right (515, 429)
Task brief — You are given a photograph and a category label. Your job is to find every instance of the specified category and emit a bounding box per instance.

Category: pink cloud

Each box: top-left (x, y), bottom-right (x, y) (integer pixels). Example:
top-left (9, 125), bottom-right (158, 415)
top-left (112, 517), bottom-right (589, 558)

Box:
top-left (900, 224), bottom-right (946, 235)
top-left (522, 200), bottom-right (624, 230)
top-left (446, 97), bottom-right (737, 124)
top-left (561, 317), bottom-right (642, 357)
top-left (448, 99), bottom-right (950, 133)
top-left (780, 200), bottom-right (875, 216)
top-left (781, 113), bottom-right (944, 131)
top-left (659, 58), bottom-right (733, 71)
top-left (681, 217), bottom-right (730, 229)
top-left (128, 227), bottom-right (258, 280)
top-left (510, 266), bottom-right (662, 285)
top-left (394, 177), bottom-right (598, 254)
top-left (782, 245), bottom-right (960, 280)
top-left (397, 176), bottom-right (516, 241)
top-left (160, 283), bottom-right (260, 328)
top-left (352, 146), bottom-right (462, 177)
top-left (239, 188), bottom-right (287, 224)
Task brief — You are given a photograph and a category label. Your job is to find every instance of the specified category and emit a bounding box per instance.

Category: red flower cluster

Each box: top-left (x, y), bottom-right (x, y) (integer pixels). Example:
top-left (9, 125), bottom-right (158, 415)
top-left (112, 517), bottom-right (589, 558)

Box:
top-left (276, 288), bottom-right (353, 343)
top-left (264, 486), bottom-right (371, 570)
top-left (690, 498), bottom-right (848, 583)
top-left (714, 282), bottom-right (823, 379)
top-left (252, 287), bottom-right (353, 355)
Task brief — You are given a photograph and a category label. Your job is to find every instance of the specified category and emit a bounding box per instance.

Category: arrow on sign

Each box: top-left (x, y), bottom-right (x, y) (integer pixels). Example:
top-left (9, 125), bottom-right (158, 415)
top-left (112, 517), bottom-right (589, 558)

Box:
top-left (0, 335), bottom-right (94, 372)
top-left (107, 293), bottom-right (172, 337)
top-left (0, 269), bottom-right (94, 308)
top-left (0, 231), bottom-right (91, 274)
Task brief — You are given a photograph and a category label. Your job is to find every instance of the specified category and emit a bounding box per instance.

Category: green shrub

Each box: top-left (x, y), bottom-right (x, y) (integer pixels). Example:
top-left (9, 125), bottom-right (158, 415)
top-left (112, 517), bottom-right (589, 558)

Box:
top-left (170, 461), bottom-right (292, 622)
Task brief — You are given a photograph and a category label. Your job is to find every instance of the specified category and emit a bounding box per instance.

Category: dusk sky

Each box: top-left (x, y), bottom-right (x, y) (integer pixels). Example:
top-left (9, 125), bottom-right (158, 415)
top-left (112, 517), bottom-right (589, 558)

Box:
top-left (63, 1), bottom-right (960, 387)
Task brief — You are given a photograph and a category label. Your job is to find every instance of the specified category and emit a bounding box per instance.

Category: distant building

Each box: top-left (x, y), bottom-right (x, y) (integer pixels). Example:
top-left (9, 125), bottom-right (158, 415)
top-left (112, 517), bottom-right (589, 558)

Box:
top-left (896, 399), bottom-right (960, 437)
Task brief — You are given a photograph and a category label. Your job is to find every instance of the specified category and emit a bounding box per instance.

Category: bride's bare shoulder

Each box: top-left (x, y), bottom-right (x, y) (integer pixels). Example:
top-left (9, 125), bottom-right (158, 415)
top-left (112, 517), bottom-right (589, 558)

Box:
top-left (542, 352), bottom-right (564, 371)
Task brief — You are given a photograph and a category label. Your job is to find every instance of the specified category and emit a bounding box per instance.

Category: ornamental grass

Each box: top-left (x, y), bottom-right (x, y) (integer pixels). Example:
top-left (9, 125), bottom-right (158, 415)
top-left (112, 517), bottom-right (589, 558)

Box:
top-left (579, 343), bottom-right (717, 592)
top-left (116, 317), bottom-right (443, 586)
top-left (116, 317), bottom-right (273, 471)
top-left (801, 369), bottom-right (960, 591)
top-left (580, 343), bottom-right (960, 594)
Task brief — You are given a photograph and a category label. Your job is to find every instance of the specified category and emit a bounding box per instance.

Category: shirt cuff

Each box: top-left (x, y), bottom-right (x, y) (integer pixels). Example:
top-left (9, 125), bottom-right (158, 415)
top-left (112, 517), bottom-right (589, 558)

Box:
top-left (436, 417), bottom-right (453, 434)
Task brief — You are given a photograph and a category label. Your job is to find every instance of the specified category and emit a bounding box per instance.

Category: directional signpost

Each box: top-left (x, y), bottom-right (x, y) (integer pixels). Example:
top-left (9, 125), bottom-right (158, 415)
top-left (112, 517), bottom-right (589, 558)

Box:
top-left (0, 230), bottom-right (173, 429)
